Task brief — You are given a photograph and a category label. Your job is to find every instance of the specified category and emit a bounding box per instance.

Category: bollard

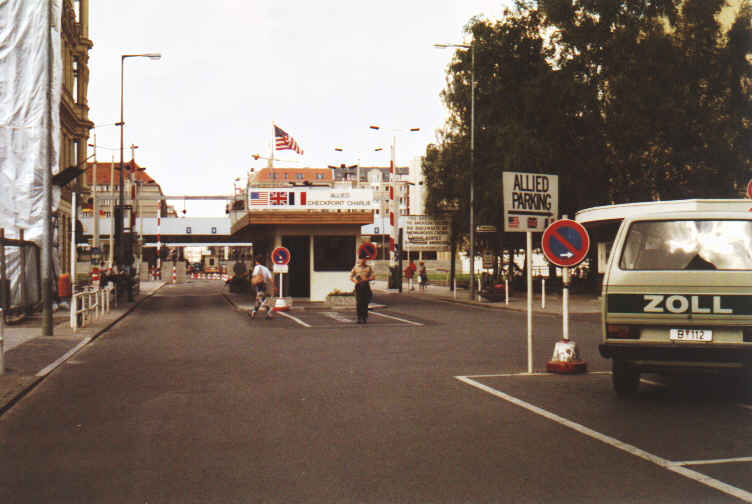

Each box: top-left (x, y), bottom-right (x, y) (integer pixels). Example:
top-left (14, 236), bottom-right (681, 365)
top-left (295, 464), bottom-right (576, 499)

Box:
top-left (541, 278), bottom-right (546, 309)
top-left (71, 290), bottom-right (78, 330)
top-left (505, 279), bottom-right (509, 305)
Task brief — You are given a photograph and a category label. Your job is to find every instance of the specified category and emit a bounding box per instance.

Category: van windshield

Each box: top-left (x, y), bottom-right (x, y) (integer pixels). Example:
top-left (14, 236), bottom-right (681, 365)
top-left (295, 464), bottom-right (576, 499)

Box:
top-left (619, 219), bottom-right (752, 271)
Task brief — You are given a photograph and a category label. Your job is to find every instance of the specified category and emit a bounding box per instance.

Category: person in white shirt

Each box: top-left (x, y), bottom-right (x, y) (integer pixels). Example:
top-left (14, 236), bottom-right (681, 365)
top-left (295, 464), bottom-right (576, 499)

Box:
top-left (249, 254), bottom-right (274, 320)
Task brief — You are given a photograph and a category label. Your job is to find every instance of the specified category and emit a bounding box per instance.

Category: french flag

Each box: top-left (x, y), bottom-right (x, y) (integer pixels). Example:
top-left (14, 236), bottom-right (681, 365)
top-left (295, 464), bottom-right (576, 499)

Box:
top-left (290, 192), bottom-right (306, 206)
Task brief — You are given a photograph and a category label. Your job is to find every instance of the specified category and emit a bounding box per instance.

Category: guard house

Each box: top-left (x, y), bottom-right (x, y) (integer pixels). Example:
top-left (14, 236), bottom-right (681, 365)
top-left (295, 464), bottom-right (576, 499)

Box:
top-left (230, 187), bottom-right (374, 301)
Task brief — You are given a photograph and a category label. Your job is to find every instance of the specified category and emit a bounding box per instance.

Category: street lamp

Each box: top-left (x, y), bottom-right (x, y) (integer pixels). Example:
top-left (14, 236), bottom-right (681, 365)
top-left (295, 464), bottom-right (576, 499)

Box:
top-left (117, 52), bottom-right (161, 269)
top-left (369, 125), bottom-right (420, 293)
top-left (435, 42), bottom-right (476, 300)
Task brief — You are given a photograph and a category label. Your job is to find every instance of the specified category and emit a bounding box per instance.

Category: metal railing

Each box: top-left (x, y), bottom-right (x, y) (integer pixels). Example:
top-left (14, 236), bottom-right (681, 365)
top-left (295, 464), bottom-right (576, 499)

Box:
top-left (70, 284), bottom-right (115, 331)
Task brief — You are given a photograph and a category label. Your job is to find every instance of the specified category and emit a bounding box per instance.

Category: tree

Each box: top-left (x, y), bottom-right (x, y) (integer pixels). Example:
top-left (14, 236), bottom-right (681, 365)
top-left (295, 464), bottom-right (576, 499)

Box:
top-left (425, 0), bottom-right (752, 252)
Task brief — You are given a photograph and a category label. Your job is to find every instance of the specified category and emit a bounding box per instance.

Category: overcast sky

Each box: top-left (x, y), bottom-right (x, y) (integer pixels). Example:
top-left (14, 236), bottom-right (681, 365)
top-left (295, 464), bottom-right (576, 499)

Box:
top-left (87, 1), bottom-right (513, 216)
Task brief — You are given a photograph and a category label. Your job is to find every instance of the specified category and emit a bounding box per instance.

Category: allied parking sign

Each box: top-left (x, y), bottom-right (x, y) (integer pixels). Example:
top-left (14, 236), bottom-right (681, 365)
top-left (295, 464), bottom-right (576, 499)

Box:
top-left (503, 171), bottom-right (558, 232)
top-left (542, 219), bottom-right (590, 267)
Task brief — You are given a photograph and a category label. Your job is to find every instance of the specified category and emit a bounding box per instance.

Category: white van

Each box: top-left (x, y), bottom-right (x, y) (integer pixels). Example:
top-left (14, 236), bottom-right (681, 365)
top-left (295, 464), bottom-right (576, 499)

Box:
top-left (600, 210), bottom-right (752, 396)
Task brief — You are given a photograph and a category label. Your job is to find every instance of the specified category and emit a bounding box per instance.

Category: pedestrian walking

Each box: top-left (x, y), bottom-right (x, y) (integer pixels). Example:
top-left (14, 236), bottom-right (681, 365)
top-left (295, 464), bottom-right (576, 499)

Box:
top-left (417, 261), bottom-right (428, 292)
top-left (404, 259), bottom-right (417, 291)
top-left (350, 251), bottom-right (375, 324)
top-left (249, 254), bottom-right (274, 320)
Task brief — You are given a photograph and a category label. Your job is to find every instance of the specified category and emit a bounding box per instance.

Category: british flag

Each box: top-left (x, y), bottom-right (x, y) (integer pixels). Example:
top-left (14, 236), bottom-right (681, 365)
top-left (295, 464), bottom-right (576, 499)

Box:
top-left (270, 191), bottom-right (289, 205)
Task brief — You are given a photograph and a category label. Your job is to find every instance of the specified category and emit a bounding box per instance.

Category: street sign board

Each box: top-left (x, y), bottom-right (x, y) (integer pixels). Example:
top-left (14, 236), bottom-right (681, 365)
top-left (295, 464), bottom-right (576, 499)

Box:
top-left (273, 264), bottom-right (289, 273)
top-left (503, 171), bottom-right (558, 232)
top-left (405, 215), bottom-right (450, 251)
top-left (272, 246), bottom-right (291, 265)
top-left (358, 242), bottom-right (377, 260)
top-left (541, 219), bottom-right (590, 268)
top-left (476, 225), bottom-right (497, 233)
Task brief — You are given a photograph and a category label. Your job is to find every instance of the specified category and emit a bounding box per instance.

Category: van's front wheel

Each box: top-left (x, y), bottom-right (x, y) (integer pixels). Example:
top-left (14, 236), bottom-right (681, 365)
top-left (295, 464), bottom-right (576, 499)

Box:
top-left (612, 359), bottom-right (640, 397)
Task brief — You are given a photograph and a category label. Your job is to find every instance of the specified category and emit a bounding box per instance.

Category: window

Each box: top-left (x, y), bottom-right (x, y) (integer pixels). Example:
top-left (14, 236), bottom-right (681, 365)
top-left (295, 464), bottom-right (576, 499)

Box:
top-left (314, 236), bottom-right (356, 271)
top-left (271, 173), bottom-right (278, 180)
top-left (284, 173), bottom-right (289, 180)
top-left (296, 173), bottom-right (305, 180)
top-left (421, 251), bottom-right (437, 260)
top-left (316, 173), bottom-right (325, 180)
top-left (620, 220), bottom-right (752, 271)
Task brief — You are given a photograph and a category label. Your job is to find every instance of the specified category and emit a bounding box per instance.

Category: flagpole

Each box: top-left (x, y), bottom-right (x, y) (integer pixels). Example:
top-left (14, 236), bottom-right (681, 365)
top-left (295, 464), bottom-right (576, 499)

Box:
top-left (270, 122), bottom-right (275, 169)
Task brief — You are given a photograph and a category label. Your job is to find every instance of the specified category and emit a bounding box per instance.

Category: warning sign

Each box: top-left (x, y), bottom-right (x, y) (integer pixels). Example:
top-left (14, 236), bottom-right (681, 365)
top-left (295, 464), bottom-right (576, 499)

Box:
top-left (503, 171), bottom-right (558, 232)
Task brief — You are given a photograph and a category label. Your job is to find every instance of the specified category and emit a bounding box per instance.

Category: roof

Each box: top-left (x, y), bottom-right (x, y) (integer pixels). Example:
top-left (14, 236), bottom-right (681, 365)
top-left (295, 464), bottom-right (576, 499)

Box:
top-left (575, 199), bottom-right (752, 225)
top-left (231, 210), bottom-right (373, 235)
top-left (85, 160), bottom-right (158, 186)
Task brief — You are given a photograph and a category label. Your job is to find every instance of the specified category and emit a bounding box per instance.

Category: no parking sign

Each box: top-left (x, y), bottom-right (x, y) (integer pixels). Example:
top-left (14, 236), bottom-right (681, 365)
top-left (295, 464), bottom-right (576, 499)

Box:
top-left (541, 219), bottom-right (590, 268)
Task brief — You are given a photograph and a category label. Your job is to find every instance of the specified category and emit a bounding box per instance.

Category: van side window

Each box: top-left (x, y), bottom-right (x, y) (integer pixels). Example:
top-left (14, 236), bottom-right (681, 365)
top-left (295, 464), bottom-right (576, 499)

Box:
top-left (620, 220), bottom-right (752, 271)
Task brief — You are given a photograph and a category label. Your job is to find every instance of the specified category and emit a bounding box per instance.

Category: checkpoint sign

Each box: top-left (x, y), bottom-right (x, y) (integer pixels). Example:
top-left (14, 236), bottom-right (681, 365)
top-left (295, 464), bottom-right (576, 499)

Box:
top-left (358, 242), bottom-right (377, 260)
top-left (272, 246), bottom-right (291, 266)
top-left (541, 219), bottom-right (590, 268)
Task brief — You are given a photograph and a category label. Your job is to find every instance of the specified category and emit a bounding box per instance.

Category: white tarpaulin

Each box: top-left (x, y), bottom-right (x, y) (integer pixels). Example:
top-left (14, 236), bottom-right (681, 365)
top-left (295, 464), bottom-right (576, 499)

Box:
top-left (0, 0), bottom-right (62, 306)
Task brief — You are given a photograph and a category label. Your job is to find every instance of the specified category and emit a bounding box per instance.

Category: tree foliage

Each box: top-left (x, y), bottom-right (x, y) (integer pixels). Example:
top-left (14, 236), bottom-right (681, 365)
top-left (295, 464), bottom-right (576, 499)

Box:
top-left (424, 0), bottom-right (752, 250)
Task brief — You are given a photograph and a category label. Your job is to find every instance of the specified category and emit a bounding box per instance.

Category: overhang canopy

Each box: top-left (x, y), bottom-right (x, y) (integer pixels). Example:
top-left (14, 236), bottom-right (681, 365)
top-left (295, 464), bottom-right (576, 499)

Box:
top-left (231, 211), bottom-right (373, 236)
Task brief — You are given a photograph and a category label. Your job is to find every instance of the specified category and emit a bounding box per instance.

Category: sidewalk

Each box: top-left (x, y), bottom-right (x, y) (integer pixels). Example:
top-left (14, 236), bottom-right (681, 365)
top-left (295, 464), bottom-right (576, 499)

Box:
top-left (0, 281), bottom-right (166, 415)
top-left (371, 280), bottom-right (602, 316)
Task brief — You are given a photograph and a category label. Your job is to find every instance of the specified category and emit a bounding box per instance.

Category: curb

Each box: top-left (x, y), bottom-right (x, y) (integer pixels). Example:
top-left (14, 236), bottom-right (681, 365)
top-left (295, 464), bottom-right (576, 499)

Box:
top-left (376, 288), bottom-right (600, 317)
top-left (0, 282), bottom-right (166, 418)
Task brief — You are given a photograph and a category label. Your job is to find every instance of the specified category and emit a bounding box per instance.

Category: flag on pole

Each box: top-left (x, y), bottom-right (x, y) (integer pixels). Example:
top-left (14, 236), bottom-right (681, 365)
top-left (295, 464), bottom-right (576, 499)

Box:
top-left (274, 125), bottom-right (304, 155)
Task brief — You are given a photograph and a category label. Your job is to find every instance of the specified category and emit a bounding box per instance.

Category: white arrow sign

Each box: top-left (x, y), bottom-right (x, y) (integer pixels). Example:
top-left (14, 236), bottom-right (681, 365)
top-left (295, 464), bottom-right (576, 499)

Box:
top-left (559, 251), bottom-right (574, 258)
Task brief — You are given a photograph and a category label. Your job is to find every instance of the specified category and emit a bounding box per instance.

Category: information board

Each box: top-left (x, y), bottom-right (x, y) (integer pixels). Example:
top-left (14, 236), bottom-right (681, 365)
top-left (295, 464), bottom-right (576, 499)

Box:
top-left (404, 215), bottom-right (450, 251)
top-left (502, 171), bottom-right (558, 232)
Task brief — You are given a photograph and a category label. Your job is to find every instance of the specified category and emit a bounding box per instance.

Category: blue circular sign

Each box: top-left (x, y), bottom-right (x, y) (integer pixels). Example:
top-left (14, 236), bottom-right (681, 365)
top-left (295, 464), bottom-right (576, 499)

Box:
top-left (272, 247), bottom-right (291, 265)
top-left (542, 219), bottom-right (590, 267)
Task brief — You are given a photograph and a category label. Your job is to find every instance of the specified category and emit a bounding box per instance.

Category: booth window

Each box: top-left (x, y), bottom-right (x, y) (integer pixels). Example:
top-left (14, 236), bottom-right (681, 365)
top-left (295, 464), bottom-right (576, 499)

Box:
top-left (314, 236), bottom-right (355, 271)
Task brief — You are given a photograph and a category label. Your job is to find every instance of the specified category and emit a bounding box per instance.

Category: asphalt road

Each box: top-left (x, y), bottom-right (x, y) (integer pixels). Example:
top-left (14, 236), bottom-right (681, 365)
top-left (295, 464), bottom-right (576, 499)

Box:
top-left (0, 280), bottom-right (750, 503)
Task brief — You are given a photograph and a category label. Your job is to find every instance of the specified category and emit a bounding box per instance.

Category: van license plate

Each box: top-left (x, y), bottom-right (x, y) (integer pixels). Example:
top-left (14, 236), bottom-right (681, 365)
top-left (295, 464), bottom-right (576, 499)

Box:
top-left (670, 329), bottom-right (712, 342)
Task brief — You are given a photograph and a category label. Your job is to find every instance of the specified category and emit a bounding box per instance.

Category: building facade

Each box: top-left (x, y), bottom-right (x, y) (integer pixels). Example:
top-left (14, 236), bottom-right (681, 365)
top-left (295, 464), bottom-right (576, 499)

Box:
top-left (56, 0), bottom-right (94, 275)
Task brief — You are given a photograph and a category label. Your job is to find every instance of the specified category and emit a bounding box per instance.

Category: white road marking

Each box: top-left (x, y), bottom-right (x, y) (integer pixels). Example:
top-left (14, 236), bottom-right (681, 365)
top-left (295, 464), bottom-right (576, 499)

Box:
top-left (455, 375), bottom-right (752, 503)
top-left (321, 311), bottom-right (356, 324)
top-left (276, 311), bottom-right (312, 328)
top-left (37, 337), bottom-right (92, 377)
top-left (672, 456), bottom-right (752, 467)
top-left (369, 311), bottom-right (424, 326)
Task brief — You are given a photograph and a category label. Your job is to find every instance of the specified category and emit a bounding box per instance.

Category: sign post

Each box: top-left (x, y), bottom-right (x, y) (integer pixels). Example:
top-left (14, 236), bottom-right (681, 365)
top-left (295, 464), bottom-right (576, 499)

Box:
top-left (272, 246), bottom-right (291, 312)
top-left (541, 218), bottom-right (589, 374)
top-left (503, 172), bottom-right (559, 374)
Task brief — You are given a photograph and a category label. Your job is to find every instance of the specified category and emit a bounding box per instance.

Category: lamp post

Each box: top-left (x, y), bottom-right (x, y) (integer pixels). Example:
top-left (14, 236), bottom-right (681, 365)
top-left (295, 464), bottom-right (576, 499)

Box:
top-left (369, 125), bottom-right (419, 293)
top-left (117, 52), bottom-right (161, 268)
top-left (435, 42), bottom-right (475, 299)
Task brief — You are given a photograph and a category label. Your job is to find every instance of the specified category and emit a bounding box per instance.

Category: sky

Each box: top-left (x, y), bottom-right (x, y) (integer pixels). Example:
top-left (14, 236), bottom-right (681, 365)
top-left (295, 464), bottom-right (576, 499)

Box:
top-left (87, 0), bottom-right (514, 216)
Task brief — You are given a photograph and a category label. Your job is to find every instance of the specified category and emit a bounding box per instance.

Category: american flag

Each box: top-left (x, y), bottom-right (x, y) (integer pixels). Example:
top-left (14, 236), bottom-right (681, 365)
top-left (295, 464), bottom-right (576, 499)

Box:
top-left (250, 192), bottom-right (269, 206)
top-left (508, 216), bottom-right (519, 228)
top-left (274, 125), bottom-right (304, 155)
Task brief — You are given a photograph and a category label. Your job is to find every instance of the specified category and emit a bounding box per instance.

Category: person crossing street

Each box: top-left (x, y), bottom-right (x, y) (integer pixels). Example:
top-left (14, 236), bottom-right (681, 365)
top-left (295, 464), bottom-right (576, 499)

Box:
top-left (249, 254), bottom-right (274, 320)
top-left (350, 250), bottom-right (375, 324)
